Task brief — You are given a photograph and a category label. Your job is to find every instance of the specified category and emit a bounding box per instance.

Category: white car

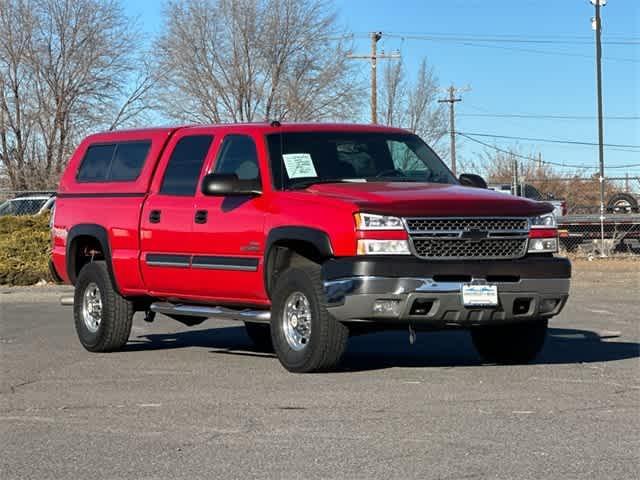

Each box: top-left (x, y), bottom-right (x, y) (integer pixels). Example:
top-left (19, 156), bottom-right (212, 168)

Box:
top-left (0, 195), bottom-right (56, 217)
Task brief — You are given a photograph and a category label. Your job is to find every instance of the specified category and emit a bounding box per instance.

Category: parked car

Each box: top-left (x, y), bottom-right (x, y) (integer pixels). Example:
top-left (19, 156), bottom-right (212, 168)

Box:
top-left (0, 194), bottom-right (55, 217)
top-left (52, 123), bottom-right (570, 372)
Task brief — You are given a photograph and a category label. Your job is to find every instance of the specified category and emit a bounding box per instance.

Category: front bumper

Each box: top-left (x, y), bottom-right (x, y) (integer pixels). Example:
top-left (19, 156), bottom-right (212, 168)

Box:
top-left (322, 256), bottom-right (570, 327)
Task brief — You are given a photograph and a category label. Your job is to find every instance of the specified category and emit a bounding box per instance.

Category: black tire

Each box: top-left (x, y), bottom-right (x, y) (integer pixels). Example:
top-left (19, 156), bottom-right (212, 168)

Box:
top-left (73, 261), bottom-right (133, 352)
top-left (270, 265), bottom-right (348, 373)
top-left (244, 322), bottom-right (273, 352)
top-left (471, 319), bottom-right (548, 365)
top-left (606, 192), bottom-right (638, 214)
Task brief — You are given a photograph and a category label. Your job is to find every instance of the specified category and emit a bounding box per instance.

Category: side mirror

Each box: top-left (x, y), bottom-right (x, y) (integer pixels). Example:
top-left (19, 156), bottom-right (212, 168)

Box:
top-left (458, 173), bottom-right (488, 189)
top-left (201, 173), bottom-right (262, 196)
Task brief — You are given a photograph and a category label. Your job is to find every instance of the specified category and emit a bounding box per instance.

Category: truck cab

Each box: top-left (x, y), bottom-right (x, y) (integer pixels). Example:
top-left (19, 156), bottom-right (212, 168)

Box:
top-left (52, 123), bottom-right (570, 372)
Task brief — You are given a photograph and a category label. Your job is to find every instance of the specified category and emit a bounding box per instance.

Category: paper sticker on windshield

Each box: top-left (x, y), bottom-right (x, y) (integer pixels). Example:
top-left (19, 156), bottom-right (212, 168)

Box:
top-left (282, 153), bottom-right (317, 178)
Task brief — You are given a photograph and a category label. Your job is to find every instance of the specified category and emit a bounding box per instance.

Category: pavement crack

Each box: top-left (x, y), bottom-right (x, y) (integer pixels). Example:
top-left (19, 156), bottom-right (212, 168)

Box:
top-left (2, 378), bottom-right (39, 395)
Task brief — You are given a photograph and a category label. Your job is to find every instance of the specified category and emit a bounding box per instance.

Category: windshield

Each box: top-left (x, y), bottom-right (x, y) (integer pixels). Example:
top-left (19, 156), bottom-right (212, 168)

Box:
top-left (267, 132), bottom-right (457, 189)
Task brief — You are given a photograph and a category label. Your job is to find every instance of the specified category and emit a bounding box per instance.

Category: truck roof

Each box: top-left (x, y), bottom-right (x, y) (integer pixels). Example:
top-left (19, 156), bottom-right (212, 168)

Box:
top-left (86, 122), bottom-right (410, 141)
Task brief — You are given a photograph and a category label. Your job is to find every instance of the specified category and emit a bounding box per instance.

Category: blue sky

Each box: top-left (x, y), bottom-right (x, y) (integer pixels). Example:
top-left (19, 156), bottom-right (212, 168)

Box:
top-left (124, 0), bottom-right (639, 176)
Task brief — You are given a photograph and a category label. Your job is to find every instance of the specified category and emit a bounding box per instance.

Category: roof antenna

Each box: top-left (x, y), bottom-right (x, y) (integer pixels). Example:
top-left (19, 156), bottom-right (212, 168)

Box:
top-left (270, 120), bottom-right (281, 127)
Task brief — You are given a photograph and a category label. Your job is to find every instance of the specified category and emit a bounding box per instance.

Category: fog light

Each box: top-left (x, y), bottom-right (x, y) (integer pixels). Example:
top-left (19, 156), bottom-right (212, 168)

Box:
top-left (373, 299), bottom-right (402, 316)
top-left (528, 238), bottom-right (558, 253)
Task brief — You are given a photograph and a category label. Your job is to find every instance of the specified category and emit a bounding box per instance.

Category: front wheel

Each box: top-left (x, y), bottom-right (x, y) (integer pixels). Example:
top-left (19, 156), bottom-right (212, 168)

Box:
top-left (471, 319), bottom-right (548, 365)
top-left (270, 265), bottom-right (348, 373)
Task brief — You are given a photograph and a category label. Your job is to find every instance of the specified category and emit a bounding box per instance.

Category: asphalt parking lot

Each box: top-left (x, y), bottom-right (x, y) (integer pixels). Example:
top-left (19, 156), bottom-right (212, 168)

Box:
top-left (1, 261), bottom-right (638, 480)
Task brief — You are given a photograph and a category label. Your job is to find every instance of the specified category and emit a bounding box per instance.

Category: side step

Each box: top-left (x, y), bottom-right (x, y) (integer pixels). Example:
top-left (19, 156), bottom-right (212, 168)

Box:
top-left (150, 302), bottom-right (271, 324)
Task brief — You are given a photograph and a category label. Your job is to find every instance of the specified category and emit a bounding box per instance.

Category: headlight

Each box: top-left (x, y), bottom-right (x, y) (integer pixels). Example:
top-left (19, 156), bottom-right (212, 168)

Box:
top-left (528, 213), bottom-right (558, 253)
top-left (531, 213), bottom-right (556, 228)
top-left (354, 213), bottom-right (404, 230)
top-left (357, 239), bottom-right (411, 255)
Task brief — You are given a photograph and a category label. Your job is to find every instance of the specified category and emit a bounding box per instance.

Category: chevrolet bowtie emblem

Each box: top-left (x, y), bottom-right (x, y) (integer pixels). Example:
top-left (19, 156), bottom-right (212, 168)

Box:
top-left (459, 229), bottom-right (489, 242)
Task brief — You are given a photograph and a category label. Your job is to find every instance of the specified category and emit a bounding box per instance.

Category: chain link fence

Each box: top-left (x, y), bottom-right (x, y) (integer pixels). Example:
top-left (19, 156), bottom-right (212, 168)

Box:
top-left (0, 190), bottom-right (56, 216)
top-left (499, 176), bottom-right (640, 258)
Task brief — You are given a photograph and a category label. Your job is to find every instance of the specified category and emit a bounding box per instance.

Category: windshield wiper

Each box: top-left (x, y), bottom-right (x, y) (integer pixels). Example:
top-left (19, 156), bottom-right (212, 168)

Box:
top-left (287, 178), bottom-right (361, 190)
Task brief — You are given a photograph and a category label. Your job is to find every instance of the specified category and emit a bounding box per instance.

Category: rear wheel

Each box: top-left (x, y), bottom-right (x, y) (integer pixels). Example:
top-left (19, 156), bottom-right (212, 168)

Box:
top-left (606, 192), bottom-right (638, 214)
top-left (73, 261), bottom-right (133, 352)
top-left (471, 319), bottom-right (548, 364)
top-left (270, 265), bottom-right (348, 373)
top-left (244, 322), bottom-right (273, 352)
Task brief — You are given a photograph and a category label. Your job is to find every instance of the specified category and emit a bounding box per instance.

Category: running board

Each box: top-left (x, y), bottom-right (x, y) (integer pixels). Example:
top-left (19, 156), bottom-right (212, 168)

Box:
top-left (150, 302), bottom-right (271, 324)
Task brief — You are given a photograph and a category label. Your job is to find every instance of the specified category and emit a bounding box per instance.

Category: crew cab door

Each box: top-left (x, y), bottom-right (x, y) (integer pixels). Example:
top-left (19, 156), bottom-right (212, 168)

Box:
top-left (139, 131), bottom-right (215, 295)
top-left (190, 133), bottom-right (267, 302)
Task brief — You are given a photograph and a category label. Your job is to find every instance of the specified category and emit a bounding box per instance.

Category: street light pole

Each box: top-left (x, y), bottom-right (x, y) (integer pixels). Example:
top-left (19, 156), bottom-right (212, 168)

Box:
top-left (592, 0), bottom-right (607, 256)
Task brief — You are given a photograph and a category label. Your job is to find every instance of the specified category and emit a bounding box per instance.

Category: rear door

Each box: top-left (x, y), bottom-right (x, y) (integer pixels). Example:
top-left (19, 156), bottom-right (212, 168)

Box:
top-left (190, 132), bottom-right (267, 302)
top-left (139, 131), bottom-right (215, 296)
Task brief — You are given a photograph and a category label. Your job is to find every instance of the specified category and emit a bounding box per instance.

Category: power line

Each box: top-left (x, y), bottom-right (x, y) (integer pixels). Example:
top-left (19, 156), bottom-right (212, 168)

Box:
top-left (457, 131), bottom-right (640, 149)
top-left (458, 113), bottom-right (639, 120)
top-left (456, 133), bottom-right (640, 170)
top-left (383, 31), bottom-right (640, 45)
top-left (457, 133), bottom-right (593, 169)
top-left (384, 34), bottom-right (639, 63)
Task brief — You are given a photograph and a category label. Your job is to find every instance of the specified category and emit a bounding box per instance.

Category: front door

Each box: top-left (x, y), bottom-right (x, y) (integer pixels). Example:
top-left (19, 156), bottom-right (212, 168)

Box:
top-left (190, 133), bottom-right (267, 303)
top-left (140, 132), bottom-right (215, 296)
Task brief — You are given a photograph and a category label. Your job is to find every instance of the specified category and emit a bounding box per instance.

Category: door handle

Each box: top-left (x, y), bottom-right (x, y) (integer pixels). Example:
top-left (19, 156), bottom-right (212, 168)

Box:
top-left (194, 210), bottom-right (208, 224)
top-left (149, 210), bottom-right (161, 223)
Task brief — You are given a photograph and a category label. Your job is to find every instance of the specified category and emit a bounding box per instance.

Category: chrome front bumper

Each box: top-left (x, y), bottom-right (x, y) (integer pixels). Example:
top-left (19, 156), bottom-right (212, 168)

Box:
top-left (324, 276), bottom-right (570, 326)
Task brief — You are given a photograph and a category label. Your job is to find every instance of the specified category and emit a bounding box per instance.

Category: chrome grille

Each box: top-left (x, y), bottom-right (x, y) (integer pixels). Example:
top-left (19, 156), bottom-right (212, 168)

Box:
top-left (405, 217), bottom-right (530, 260)
top-left (412, 238), bottom-right (528, 260)
top-left (405, 217), bottom-right (529, 233)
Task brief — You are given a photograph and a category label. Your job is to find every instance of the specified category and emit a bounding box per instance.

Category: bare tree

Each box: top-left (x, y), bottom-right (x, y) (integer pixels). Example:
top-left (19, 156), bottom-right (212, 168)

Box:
top-left (0, 0), bottom-right (149, 190)
top-left (379, 58), bottom-right (447, 150)
top-left (155, 0), bottom-right (362, 123)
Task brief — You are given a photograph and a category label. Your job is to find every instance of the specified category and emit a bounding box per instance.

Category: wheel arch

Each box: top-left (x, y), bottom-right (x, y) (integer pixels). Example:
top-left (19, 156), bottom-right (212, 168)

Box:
top-left (66, 224), bottom-right (120, 293)
top-left (263, 226), bottom-right (333, 298)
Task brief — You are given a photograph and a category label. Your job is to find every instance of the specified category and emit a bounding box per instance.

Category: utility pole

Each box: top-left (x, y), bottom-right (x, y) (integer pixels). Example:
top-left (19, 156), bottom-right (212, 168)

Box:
top-left (438, 85), bottom-right (469, 176)
top-left (591, 0), bottom-right (607, 256)
top-left (512, 155), bottom-right (519, 196)
top-left (348, 32), bottom-right (400, 124)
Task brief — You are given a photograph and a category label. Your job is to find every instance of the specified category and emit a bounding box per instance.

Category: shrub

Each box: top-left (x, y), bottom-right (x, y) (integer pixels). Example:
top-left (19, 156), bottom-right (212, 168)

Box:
top-left (0, 214), bottom-right (52, 285)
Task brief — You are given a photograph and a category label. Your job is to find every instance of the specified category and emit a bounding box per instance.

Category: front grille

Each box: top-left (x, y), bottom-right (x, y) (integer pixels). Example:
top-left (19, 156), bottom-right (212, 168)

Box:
top-left (412, 238), bottom-right (528, 260)
top-left (405, 217), bottom-right (530, 260)
top-left (405, 217), bottom-right (529, 233)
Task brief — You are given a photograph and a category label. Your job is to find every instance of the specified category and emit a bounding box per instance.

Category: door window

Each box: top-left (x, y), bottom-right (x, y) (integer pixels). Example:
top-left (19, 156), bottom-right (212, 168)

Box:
top-left (160, 135), bottom-right (214, 195)
top-left (214, 135), bottom-right (260, 180)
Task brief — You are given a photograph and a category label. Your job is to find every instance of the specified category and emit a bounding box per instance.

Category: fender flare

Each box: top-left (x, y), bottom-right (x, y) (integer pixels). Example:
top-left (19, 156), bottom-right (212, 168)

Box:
top-left (66, 224), bottom-right (120, 293)
top-left (263, 226), bottom-right (333, 296)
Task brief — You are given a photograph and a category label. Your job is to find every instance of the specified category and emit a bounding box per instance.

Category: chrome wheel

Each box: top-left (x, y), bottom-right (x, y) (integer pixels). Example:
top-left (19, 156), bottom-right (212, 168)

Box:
top-left (82, 282), bottom-right (103, 333)
top-left (282, 292), bottom-right (312, 351)
top-left (613, 199), bottom-right (632, 214)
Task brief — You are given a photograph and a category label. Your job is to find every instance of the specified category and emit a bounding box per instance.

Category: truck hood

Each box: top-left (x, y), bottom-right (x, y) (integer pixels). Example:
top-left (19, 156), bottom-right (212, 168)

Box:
top-left (306, 182), bottom-right (553, 217)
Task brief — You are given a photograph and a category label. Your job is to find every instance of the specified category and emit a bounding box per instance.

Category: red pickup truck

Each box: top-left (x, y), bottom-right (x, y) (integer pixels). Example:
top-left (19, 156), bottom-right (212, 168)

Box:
top-left (52, 123), bottom-right (570, 372)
